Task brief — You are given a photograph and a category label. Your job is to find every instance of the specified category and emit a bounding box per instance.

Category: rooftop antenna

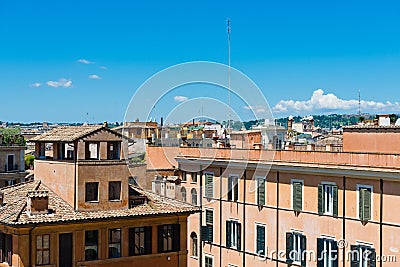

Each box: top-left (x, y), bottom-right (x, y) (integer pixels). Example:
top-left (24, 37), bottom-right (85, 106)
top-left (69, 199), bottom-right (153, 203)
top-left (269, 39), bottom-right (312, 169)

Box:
top-left (227, 18), bottom-right (231, 131)
top-left (358, 89), bottom-right (361, 117)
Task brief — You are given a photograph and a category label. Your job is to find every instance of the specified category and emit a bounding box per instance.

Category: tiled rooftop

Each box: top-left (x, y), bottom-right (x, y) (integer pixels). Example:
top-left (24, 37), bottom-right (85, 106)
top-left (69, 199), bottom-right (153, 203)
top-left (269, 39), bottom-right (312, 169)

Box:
top-left (31, 125), bottom-right (104, 142)
top-left (0, 180), bottom-right (199, 226)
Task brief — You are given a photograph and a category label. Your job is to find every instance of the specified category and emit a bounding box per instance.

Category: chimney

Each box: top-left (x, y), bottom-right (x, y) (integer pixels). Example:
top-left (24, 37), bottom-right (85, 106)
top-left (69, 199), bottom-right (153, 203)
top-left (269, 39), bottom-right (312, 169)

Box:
top-left (103, 121), bottom-right (108, 127)
top-left (160, 117), bottom-right (164, 128)
top-left (27, 190), bottom-right (49, 215)
top-left (288, 116), bottom-right (294, 131)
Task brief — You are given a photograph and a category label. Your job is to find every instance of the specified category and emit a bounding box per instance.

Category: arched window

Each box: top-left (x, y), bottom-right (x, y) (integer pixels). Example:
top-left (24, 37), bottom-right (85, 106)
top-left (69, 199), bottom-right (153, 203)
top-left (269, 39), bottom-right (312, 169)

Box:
top-left (190, 232), bottom-right (198, 257)
top-left (191, 188), bottom-right (197, 205)
top-left (181, 187), bottom-right (187, 202)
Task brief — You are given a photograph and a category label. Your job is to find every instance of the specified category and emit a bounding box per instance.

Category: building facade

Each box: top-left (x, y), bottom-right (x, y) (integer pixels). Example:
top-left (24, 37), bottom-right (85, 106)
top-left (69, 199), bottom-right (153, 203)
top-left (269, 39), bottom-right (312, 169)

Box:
top-left (146, 143), bottom-right (400, 267)
top-left (0, 125), bottom-right (198, 267)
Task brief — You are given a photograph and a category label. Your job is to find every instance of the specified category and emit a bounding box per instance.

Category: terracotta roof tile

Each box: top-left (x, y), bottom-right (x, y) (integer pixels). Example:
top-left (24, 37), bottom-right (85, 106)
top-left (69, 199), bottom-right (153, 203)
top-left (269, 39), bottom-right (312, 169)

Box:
top-left (0, 181), bottom-right (199, 226)
top-left (31, 125), bottom-right (104, 142)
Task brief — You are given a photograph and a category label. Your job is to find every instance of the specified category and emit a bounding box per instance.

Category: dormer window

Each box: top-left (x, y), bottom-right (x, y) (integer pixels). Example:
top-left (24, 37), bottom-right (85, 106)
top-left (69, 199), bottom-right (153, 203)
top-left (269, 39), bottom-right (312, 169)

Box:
top-left (129, 187), bottom-right (148, 208)
top-left (27, 190), bottom-right (50, 215)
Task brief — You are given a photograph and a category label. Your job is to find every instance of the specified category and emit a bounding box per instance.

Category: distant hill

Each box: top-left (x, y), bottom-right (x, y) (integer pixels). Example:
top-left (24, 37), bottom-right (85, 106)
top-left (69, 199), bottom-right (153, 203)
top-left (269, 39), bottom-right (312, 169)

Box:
top-left (225, 113), bottom-right (399, 131)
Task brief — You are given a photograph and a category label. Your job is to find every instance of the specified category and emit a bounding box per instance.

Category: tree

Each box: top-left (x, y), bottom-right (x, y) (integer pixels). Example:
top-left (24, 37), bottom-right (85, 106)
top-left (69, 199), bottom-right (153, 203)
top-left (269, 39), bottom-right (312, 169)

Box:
top-left (25, 154), bottom-right (35, 169)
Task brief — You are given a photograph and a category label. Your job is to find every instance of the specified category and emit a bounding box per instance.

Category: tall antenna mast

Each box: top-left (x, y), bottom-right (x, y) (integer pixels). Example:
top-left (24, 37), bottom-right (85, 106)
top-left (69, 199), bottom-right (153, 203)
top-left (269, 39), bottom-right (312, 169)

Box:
top-left (227, 18), bottom-right (231, 130)
top-left (358, 89), bottom-right (361, 117)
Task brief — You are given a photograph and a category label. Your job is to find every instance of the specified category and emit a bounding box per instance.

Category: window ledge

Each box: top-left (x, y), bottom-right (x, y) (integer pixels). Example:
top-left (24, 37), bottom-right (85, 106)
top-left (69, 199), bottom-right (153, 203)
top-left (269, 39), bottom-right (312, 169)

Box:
top-left (85, 201), bottom-right (99, 203)
top-left (190, 256), bottom-right (199, 260)
top-left (109, 199), bottom-right (122, 202)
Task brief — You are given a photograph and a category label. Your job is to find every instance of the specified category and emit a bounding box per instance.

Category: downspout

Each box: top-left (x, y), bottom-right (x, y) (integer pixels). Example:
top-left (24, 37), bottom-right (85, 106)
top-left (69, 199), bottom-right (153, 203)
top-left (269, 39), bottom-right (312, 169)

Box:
top-left (73, 142), bottom-right (77, 210)
top-left (342, 176), bottom-right (346, 267)
top-left (29, 225), bottom-right (37, 267)
top-left (380, 178), bottom-right (383, 267)
top-left (276, 171), bottom-right (280, 267)
top-left (242, 170), bottom-right (246, 267)
top-left (199, 166), bottom-right (203, 267)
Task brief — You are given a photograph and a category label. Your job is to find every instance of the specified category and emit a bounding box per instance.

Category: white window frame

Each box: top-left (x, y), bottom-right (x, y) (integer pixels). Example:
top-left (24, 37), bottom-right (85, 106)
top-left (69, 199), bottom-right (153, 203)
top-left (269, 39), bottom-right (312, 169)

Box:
top-left (356, 184), bottom-right (373, 221)
top-left (6, 154), bottom-right (15, 170)
top-left (291, 179), bottom-right (304, 211)
top-left (204, 253), bottom-right (214, 267)
top-left (255, 222), bottom-right (266, 255)
top-left (355, 241), bottom-right (374, 267)
top-left (292, 231), bottom-right (303, 265)
top-left (319, 235), bottom-right (337, 267)
top-left (321, 181), bottom-right (336, 215)
top-left (228, 174), bottom-right (239, 201)
top-left (228, 218), bottom-right (240, 249)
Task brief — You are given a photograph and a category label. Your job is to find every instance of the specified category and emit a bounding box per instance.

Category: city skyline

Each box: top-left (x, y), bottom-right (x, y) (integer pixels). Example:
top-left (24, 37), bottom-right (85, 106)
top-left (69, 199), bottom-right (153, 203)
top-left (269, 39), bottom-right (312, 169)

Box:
top-left (1, 1), bottom-right (400, 122)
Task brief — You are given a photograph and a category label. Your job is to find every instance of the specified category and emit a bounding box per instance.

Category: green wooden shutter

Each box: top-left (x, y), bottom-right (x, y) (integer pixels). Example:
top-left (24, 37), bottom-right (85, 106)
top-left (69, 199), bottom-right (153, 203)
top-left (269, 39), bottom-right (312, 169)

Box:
top-left (227, 177), bottom-right (232, 201)
top-left (226, 221), bottom-right (231, 247)
top-left (172, 224), bottom-right (180, 252)
top-left (257, 225), bottom-right (265, 256)
top-left (333, 185), bottom-right (338, 217)
top-left (359, 189), bottom-right (364, 220)
top-left (258, 179), bottom-right (265, 206)
top-left (317, 238), bottom-right (324, 267)
top-left (145, 226), bottom-right (152, 254)
top-left (318, 184), bottom-right (324, 215)
top-left (293, 182), bottom-right (303, 211)
top-left (205, 210), bottom-right (213, 242)
top-left (234, 177), bottom-right (239, 201)
top-left (157, 226), bottom-right (163, 253)
top-left (205, 174), bottom-right (213, 198)
top-left (350, 245), bottom-right (360, 267)
top-left (332, 240), bottom-right (339, 267)
top-left (363, 189), bottom-right (371, 221)
top-left (286, 232), bottom-right (294, 263)
top-left (237, 222), bottom-right (241, 250)
top-left (201, 226), bottom-right (207, 241)
top-left (369, 248), bottom-right (376, 267)
top-left (300, 235), bottom-right (307, 267)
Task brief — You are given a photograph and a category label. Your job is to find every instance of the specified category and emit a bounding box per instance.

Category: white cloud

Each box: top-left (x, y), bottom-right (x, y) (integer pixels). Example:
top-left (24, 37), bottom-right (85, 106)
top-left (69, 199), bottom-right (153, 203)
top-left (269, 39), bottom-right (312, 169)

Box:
top-left (30, 82), bottom-right (42, 88)
top-left (46, 78), bottom-right (73, 88)
top-left (88, 74), bottom-right (101, 80)
top-left (243, 105), bottom-right (268, 114)
top-left (272, 89), bottom-right (400, 115)
top-left (77, 59), bottom-right (95, 64)
top-left (99, 66), bottom-right (107, 70)
top-left (174, 96), bottom-right (189, 102)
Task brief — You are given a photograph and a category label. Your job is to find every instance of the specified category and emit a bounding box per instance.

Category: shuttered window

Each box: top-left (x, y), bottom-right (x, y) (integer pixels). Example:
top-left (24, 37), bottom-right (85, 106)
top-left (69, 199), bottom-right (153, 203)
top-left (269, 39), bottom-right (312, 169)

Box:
top-left (257, 178), bottom-right (266, 206)
top-left (286, 232), bottom-right (306, 266)
top-left (201, 210), bottom-right (213, 243)
top-left (256, 225), bottom-right (266, 256)
top-left (350, 245), bottom-right (376, 267)
top-left (317, 238), bottom-right (338, 267)
top-left (205, 173), bottom-right (214, 198)
top-left (359, 187), bottom-right (372, 221)
top-left (318, 184), bottom-right (338, 217)
top-left (292, 181), bottom-right (303, 212)
top-left (228, 176), bottom-right (239, 201)
top-left (226, 220), bottom-right (241, 250)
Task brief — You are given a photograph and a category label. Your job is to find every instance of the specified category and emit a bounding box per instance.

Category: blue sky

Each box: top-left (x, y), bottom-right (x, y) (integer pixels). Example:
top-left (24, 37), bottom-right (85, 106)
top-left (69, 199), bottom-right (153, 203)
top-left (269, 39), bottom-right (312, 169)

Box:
top-left (1, 0), bottom-right (400, 123)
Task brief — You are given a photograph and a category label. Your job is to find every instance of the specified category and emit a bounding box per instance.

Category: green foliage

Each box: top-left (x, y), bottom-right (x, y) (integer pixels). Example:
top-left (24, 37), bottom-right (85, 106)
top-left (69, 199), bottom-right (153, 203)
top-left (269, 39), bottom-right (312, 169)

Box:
top-left (0, 128), bottom-right (25, 146)
top-left (25, 154), bottom-right (35, 169)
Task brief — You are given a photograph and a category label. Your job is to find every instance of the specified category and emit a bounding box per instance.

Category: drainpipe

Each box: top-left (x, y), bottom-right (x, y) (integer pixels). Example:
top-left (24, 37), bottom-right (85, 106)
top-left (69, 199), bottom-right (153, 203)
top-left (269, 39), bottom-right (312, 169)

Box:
top-left (29, 225), bottom-right (37, 267)
top-left (199, 166), bottom-right (203, 267)
top-left (73, 142), bottom-right (77, 210)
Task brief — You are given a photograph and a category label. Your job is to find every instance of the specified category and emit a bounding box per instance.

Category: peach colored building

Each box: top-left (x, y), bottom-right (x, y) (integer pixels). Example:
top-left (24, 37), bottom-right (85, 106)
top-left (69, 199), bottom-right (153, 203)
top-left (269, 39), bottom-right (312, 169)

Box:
top-left (0, 125), bottom-right (199, 267)
top-left (146, 142), bottom-right (400, 267)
